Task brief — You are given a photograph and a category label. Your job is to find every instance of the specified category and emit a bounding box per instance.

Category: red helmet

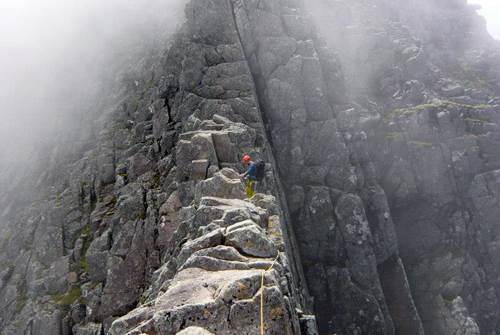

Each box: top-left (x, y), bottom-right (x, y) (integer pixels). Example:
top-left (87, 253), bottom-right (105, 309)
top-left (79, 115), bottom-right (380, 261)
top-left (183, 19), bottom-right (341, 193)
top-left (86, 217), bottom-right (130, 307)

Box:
top-left (242, 155), bottom-right (251, 163)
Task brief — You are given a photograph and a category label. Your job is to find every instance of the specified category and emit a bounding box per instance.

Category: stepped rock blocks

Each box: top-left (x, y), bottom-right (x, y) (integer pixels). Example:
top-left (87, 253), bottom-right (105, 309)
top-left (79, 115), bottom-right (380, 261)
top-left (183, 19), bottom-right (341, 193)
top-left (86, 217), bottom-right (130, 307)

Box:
top-left (176, 115), bottom-right (256, 183)
top-left (109, 173), bottom-right (303, 334)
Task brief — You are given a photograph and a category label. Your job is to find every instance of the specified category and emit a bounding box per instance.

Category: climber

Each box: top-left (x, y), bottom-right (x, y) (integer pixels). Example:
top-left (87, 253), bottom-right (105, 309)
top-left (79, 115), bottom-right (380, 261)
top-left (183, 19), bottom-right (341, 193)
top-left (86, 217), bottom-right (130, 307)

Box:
top-left (240, 154), bottom-right (265, 198)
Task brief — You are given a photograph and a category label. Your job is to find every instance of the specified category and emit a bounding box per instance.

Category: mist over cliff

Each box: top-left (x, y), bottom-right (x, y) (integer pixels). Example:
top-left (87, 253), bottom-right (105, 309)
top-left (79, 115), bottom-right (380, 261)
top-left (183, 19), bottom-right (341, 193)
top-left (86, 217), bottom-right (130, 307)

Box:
top-left (0, 0), bottom-right (497, 167)
top-left (0, 0), bottom-right (186, 168)
top-left (469, 0), bottom-right (500, 39)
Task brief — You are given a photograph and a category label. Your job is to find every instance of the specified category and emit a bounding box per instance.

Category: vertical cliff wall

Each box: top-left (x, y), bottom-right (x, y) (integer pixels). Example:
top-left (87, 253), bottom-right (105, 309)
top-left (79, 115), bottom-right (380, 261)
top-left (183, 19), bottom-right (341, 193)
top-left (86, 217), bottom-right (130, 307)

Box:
top-left (227, 1), bottom-right (424, 334)
top-left (309, 0), bottom-right (500, 334)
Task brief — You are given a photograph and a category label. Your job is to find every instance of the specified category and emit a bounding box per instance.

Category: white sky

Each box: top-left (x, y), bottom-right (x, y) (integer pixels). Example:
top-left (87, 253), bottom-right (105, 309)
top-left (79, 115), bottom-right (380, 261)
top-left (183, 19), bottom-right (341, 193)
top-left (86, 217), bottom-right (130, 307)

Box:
top-left (0, 0), bottom-right (497, 164)
top-left (0, 0), bottom-right (186, 163)
top-left (469, 0), bottom-right (500, 40)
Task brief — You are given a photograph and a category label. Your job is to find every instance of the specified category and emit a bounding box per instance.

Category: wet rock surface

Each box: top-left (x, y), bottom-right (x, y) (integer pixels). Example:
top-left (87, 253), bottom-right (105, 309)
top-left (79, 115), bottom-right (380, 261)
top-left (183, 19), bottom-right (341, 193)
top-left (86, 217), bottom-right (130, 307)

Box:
top-left (306, 0), bottom-right (500, 334)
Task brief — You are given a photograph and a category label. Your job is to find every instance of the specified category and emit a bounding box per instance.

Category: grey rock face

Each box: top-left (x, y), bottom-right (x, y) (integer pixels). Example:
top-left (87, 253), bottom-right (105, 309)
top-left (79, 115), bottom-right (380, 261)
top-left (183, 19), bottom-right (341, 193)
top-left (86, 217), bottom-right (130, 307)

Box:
top-left (306, 1), bottom-right (500, 334)
top-left (194, 168), bottom-right (246, 203)
top-left (225, 221), bottom-right (278, 258)
top-left (176, 327), bottom-right (214, 335)
top-left (228, 0), bottom-right (422, 333)
top-left (73, 323), bottom-right (103, 335)
top-left (109, 189), bottom-right (300, 334)
top-left (0, 0), bottom-right (310, 333)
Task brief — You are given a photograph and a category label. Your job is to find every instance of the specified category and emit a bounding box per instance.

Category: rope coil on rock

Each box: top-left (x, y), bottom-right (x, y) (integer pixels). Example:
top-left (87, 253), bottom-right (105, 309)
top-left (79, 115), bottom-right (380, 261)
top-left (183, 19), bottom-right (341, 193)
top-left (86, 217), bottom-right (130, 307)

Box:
top-left (260, 253), bottom-right (280, 335)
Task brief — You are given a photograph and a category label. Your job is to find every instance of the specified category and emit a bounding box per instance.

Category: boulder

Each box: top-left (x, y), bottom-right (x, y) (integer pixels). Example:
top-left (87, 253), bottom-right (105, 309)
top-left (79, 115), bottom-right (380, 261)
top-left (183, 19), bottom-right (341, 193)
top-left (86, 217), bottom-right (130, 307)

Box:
top-left (72, 323), bottom-right (102, 335)
top-left (86, 230), bottom-right (111, 283)
top-left (191, 133), bottom-right (218, 165)
top-left (194, 169), bottom-right (245, 203)
top-left (177, 229), bottom-right (224, 266)
top-left (190, 159), bottom-right (209, 180)
top-left (225, 222), bottom-right (278, 258)
top-left (99, 221), bottom-right (146, 318)
top-left (108, 307), bottom-right (154, 335)
top-left (211, 132), bottom-right (237, 162)
top-left (441, 83), bottom-right (464, 97)
top-left (117, 183), bottom-right (145, 221)
top-left (300, 315), bottom-right (320, 335)
top-left (128, 152), bottom-right (154, 181)
top-left (176, 326), bottom-right (215, 335)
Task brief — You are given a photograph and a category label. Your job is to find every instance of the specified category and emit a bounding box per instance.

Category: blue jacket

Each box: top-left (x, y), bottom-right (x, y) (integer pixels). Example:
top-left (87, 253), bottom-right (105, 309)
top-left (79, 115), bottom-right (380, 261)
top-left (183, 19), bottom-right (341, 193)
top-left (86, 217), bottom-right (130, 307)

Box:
top-left (244, 162), bottom-right (257, 180)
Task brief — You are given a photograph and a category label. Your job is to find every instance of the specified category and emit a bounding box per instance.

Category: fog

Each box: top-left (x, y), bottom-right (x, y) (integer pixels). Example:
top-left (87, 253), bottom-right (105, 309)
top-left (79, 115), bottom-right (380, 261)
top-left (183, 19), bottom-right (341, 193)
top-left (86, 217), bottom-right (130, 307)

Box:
top-left (469, 0), bottom-right (500, 40)
top-left (0, 0), bottom-right (498, 171)
top-left (0, 0), bottom-right (186, 168)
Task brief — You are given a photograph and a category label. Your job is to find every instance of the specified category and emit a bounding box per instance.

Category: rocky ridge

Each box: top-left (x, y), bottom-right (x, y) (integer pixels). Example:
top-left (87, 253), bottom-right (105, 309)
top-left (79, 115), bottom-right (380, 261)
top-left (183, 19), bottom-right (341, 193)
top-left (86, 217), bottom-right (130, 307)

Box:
top-left (0, 0), bottom-right (314, 334)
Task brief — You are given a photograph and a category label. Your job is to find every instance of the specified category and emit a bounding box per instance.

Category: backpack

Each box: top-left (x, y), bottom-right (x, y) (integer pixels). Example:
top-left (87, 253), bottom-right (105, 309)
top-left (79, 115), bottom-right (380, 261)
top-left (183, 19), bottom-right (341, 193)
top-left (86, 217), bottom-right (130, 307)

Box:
top-left (255, 160), bottom-right (266, 181)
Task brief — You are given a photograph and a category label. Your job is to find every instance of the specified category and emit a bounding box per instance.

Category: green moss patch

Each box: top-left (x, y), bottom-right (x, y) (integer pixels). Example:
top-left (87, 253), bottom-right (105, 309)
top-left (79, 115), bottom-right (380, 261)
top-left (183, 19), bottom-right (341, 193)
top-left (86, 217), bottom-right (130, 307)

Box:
top-left (385, 132), bottom-right (404, 140)
top-left (52, 287), bottom-right (82, 306)
top-left (70, 224), bottom-right (92, 274)
top-left (15, 281), bottom-right (28, 313)
top-left (464, 117), bottom-right (489, 124)
top-left (408, 141), bottom-right (434, 148)
top-left (385, 100), bottom-right (494, 123)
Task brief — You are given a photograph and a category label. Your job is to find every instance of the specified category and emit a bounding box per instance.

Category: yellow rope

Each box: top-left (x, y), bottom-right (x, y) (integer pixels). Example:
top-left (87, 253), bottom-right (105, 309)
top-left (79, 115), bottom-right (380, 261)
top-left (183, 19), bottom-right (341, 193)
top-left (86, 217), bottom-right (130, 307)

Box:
top-left (260, 253), bottom-right (280, 335)
top-left (260, 269), bottom-right (265, 335)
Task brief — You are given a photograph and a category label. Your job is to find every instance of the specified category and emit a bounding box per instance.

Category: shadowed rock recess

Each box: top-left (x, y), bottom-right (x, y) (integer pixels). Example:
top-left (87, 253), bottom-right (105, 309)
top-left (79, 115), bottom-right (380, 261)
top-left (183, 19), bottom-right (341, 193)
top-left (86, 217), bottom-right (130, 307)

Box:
top-left (1, 0), bottom-right (500, 334)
